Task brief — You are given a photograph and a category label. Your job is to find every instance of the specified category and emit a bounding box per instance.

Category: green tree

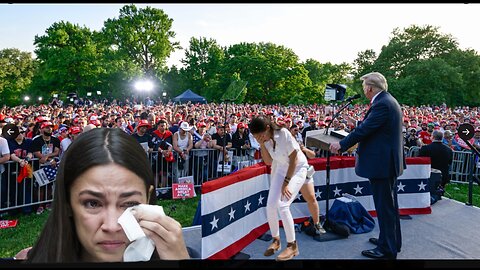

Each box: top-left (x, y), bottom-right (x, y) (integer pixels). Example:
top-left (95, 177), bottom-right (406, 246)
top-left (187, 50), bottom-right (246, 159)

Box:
top-left (354, 24), bottom-right (468, 106)
top-left (163, 65), bottom-right (188, 101)
top-left (222, 42), bottom-right (264, 103)
top-left (179, 37), bottom-right (225, 100)
top-left (303, 59), bottom-right (353, 104)
top-left (102, 4), bottom-right (180, 79)
top-left (374, 25), bottom-right (458, 79)
top-left (223, 42), bottom-right (311, 105)
top-left (287, 93), bottom-right (307, 105)
top-left (391, 58), bottom-right (461, 106)
top-left (0, 49), bottom-right (36, 106)
top-left (352, 49), bottom-right (377, 78)
top-left (94, 30), bottom-right (143, 101)
top-left (442, 49), bottom-right (480, 106)
top-left (31, 21), bottom-right (104, 99)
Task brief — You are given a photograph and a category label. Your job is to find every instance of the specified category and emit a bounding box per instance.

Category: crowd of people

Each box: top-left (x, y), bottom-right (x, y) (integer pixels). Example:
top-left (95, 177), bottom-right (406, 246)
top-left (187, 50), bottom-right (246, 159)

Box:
top-left (1, 96), bottom-right (479, 153)
top-left (2, 71), bottom-right (480, 261)
top-left (1, 94), bottom-right (480, 215)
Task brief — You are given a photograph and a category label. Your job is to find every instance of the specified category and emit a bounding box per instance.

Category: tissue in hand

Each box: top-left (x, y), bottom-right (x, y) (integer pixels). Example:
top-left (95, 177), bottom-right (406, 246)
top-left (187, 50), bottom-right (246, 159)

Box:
top-left (118, 204), bottom-right (165, 262)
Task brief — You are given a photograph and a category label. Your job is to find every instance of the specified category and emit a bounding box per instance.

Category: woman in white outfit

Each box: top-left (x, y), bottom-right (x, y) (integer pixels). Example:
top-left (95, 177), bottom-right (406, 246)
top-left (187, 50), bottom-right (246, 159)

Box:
top-left (249, 117), bottom-right (309, 261)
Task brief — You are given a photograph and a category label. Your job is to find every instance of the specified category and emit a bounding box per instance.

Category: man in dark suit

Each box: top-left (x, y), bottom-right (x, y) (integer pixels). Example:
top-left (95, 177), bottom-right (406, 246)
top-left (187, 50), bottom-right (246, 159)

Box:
top-left (330, 72), bottom-right (405, 259)
top-left (418, 130), bottom-right (453, 204)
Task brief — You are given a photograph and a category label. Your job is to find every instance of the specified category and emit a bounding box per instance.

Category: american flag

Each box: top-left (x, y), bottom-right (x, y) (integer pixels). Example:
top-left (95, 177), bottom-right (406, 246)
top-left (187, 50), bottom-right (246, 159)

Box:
top-left (201, 157), bottom-right (431, 259)
top-left (201, 164), bottom-right (270, 259)
top-left (42, 164), bottom-right (58, 181)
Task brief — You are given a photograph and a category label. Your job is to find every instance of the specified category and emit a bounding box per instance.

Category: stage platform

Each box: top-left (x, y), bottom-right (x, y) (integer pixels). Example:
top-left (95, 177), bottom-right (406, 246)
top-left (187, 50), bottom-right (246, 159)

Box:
top-left (183, 197), bottom-right (480, 266)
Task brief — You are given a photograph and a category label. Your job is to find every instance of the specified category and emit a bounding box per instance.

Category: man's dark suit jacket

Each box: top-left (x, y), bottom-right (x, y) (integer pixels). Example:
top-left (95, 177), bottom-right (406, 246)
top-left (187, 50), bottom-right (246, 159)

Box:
top-left (339, 91), bottom-right (406, 178)
top-left (419, 141), bottom-right (453, 184)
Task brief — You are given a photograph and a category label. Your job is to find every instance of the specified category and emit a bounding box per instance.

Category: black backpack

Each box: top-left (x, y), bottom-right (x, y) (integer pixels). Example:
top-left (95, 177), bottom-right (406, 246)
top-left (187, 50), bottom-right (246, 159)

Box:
top-left (299, 216), bottom-right (351, 238)
top-left (300, 216), bottom-right (318, 236)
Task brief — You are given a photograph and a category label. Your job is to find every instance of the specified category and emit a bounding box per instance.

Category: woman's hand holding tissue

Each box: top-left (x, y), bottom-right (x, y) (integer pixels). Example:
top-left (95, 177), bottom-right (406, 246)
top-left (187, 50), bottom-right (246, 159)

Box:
top-left (131, 205), bottom-right (190, 260)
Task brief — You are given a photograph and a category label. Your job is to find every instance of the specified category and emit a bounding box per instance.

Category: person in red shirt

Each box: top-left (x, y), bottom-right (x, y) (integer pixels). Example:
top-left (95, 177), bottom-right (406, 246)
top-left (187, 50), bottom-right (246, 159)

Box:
top-left (152, 119), bottom-right (174, 188)
top-left (418, 122), bottom-right (434, 145)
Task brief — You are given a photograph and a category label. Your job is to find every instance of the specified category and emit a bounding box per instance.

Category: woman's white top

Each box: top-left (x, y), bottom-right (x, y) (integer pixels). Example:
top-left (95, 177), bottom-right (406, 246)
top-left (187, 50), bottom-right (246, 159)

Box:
top-left (263, 128), bottom-right (309, 175)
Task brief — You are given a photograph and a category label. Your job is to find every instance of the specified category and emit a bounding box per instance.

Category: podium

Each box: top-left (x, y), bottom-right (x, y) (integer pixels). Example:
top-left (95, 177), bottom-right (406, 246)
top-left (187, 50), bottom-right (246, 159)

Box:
top-left (305, 129), bottom-right (355, 152)
top-left (304, 128), bottom-right (354, 241)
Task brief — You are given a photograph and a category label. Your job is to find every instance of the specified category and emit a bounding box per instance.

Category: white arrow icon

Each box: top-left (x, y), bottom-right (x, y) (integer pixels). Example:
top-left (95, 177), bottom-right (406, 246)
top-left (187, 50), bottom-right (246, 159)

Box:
top-left (462, 129), bottom-right (469, 136)
top-left (7, 129), bottom-right (13, 136)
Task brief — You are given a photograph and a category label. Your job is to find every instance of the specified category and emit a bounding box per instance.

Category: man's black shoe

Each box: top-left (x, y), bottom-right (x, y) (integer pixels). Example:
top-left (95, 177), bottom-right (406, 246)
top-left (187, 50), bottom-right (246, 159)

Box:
top-left (368, 238), bottom-right (401, 252)
top-left (361, 248), bottom-right (396, 259)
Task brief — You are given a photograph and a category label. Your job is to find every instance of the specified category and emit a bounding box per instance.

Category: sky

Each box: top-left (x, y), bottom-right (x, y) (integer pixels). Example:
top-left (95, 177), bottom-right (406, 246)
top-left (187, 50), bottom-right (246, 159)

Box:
top-left (1, 3), bottom-right (480, 68)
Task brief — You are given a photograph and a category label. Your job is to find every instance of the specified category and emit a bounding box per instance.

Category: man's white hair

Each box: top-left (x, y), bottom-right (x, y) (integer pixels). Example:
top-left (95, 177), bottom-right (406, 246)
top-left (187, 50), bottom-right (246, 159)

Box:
top-left (361, 72), bottom-right (388, 91)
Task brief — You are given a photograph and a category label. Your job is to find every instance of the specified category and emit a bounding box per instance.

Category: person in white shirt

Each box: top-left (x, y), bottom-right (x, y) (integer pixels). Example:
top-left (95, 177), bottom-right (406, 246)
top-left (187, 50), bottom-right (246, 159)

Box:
top-left (249, 116), bottom-right (309, 261)
top-left (0, 136), bottom-right (12, 211)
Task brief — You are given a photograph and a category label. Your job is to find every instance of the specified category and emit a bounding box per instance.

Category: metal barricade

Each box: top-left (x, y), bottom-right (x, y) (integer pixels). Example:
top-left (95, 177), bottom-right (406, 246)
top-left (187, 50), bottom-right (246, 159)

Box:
top-left (147, 148), bottom-right (260, 196)
top-left (407, 146), bottom-right (421, 157)
top-left (449, 150), bottom-right (473, 183)
top-left (474, 155), bottom-right (480, 180)
top-left (1, 148), bottom-right (254, 213)
top-left (1, 158), bottom-right (53, 214)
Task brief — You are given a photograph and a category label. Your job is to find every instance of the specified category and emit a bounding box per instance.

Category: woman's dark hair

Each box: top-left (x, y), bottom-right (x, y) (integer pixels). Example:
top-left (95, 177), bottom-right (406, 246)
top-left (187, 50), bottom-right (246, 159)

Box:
top-left (26, 128), bottom-right (155, 263)
top-left (248, 116), bottom-right (280, 134)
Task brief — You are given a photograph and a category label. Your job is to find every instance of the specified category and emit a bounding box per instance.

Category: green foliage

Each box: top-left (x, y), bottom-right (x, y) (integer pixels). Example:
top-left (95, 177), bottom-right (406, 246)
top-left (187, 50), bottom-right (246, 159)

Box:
top-left (374, 25), bottom-right (458, 78)
top-left (179, 37), bottom-right (225, 99)
top-left (31, 21), bottom-right (106, 99)
top-left (390, 58), bottom-right (461, 106)
top-left (102, 4), bottom-right (180, 78)
top-left (302, 59), bottom-right (354, 104)
top-left (94, 31), bottom-right (144, 100)
top-left (353, 24), bottom-right (480, 107)
top-left (162, 65), bottom-right (188, 100)
top-left (0, 49), bottom-right (36, 105)
top-left (442, 49), bottom-right (480, 106)
top-left (22, 4), bottom-right (182, 104)
top-left (3, 11), bottom-right (480, 107)
top-left (352, 49), bottom-right (377, 79)
top-left (220, 42), bottom-right (313, 105)
top-left (287, 93), bottom-right (307, 105)
top-left (222, 75), bottom-right (248, 103)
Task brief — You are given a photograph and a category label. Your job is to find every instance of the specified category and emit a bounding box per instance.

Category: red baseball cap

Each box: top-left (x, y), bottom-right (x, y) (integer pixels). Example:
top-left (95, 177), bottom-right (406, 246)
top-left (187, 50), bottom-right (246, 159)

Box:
top-left (137, 119), bottom-right (152, 129)
top-left (35, 116), bottom-right (48, 123)
top-left (69, 126), bottom-right (82, 135)
top-left (40, 121), bottom-right (54, 129)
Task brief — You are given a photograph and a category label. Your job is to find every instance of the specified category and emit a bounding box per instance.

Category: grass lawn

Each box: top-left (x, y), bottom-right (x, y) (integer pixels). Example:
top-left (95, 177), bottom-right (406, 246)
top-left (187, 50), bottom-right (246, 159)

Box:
top-left (0, 195), bottom-right (200, 258)
top-left (443, 181), bottom-right (480, 206)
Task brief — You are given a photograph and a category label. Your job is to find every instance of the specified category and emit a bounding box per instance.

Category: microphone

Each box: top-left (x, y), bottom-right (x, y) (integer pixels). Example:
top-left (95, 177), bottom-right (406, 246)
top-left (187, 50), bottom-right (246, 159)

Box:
top-left (344, 94), bottom-right (361, 102)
